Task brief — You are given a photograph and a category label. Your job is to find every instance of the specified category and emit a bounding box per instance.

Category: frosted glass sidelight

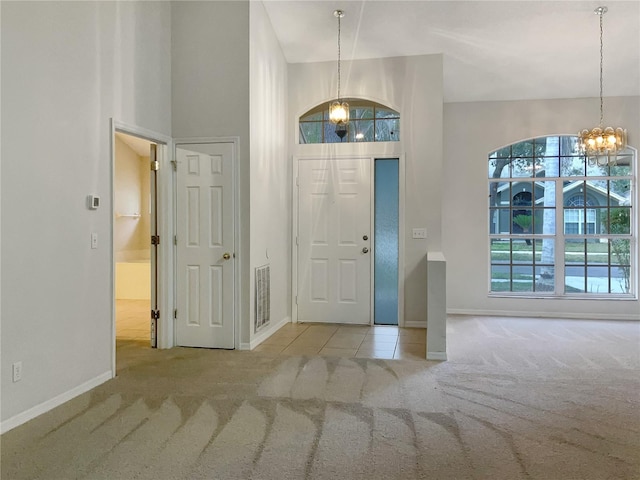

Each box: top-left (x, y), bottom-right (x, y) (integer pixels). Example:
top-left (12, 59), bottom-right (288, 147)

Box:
top-left (374, 159), bottom-right (399, 325)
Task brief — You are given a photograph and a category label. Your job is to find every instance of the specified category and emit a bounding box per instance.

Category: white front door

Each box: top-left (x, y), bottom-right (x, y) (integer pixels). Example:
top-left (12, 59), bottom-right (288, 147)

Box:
top-left (297, 158), bottom-right (372, 324)
top-left (175, 143), bottom-right (235, 348)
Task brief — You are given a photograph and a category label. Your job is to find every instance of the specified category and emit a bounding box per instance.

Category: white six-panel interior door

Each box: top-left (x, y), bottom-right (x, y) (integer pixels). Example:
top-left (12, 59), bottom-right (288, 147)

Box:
top-left (175, 143), bottom-right (235, 348)
top-left (297, 157), bottom-right (372, 324)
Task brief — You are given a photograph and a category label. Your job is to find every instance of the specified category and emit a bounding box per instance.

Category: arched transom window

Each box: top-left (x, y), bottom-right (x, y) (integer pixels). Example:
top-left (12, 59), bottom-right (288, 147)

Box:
top-left (299, 99), bottom-right (400, 144)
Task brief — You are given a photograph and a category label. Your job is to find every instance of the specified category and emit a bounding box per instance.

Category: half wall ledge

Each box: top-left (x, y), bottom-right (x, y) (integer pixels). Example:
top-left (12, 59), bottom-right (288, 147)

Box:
top-left (426, 251), bottom-right (447, 361)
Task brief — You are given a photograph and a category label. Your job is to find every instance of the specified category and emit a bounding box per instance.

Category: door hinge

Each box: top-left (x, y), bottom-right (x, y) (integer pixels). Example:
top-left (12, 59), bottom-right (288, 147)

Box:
top-left (151, 235), bottom-right (160, 245)
top-left (151, 160), bottom-right (160, 171)
top-left (171, 159), bottom-right (177, 171)
top-left (296, 236), bottom-right (298, 246)
top-left (296, 176), bottom-right (299, 186)
top-left (295, 295), bottom-right (298, 305)
top-left (174, 309), bottom-right (177, 319)
top-left (174, 235), bottom-right (177, 246)
top-left (151, 309), bottom-right (160, 320)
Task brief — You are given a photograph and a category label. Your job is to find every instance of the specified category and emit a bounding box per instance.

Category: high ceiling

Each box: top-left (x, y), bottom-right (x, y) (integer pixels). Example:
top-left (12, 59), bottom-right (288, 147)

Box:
top-left (262, 1), bottom-right (640, 103)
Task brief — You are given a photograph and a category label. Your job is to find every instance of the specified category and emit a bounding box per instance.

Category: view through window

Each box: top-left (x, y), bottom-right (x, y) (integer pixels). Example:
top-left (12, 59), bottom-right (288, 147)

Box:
top-left (299, 99), bottom-right (400, 144)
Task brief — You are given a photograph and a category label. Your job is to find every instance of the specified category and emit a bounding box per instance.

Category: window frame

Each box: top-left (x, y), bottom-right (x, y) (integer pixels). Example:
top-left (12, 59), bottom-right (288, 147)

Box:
top-left (488, 136), bottom-right (636, 299)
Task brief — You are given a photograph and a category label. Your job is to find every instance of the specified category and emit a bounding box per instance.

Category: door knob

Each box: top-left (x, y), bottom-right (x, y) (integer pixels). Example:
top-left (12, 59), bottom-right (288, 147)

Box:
top-left (223, 253), bottom-right (231, 260)
top-left (362, 247), bottom-right (369, 254)
top-left (363, 235), bottom-right (368, 241)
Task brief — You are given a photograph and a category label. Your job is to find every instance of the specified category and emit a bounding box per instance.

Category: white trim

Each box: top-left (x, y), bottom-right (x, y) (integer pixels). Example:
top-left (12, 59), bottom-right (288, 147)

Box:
top-left (0, 371), bottom-right (112, 434)
top-left (173, 137), bottom-right (241, 349)
top-left (448, 309), bottom-right (640, 321)
top-left (404, 321), bottom-right (427, 329)
top-left (291, 156), bottom-right (299, 323)
top-left (369, 156), bottom-right (375, 326)
top-left (110, 120), bottom-right (175, 370)
top-left (397, 154), bottom-right (406, 327)
top-left (427, 351), bottom-right (447, 361)
top-left (248, 316), bottom-right (291, 350)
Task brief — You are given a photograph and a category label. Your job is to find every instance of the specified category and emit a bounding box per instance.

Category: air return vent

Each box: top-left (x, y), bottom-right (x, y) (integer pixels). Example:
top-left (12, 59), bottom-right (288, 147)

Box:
top-left (255, 265), bottom-right (270, 332)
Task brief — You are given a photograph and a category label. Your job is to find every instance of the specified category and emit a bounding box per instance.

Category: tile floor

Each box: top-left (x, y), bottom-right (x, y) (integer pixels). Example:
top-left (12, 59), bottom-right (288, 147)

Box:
top-left (117, 300), bottom-right (427, 360)
top-left (253, 322), bottom-right (427, 360)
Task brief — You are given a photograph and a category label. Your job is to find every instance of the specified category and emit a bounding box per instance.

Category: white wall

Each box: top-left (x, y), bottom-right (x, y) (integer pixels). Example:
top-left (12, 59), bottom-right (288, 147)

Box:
top-left (1, 1), bottom-right (172, 428)
top-left (443, 96), bottom-right (640, 320)
top-left (171, 1), bottom-right (251, 344)
top-left (114, 137), bottom-right (150, 262)
top-left (289, 55), bottom-right (443, 326)
top-left (249, 2), bottom-right (290, 342)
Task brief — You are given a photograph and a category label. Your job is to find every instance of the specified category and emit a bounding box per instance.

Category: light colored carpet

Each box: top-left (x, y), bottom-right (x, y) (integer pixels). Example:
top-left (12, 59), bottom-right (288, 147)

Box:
top-left (2, 316), bottom-right (639, 479)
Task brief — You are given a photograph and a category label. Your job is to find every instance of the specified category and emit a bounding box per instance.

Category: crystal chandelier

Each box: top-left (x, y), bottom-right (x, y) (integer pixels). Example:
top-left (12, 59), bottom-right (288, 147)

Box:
top-left (578, 6), bottom-right (627, 165)
top-left (329, 9), bottom-right (349, 139)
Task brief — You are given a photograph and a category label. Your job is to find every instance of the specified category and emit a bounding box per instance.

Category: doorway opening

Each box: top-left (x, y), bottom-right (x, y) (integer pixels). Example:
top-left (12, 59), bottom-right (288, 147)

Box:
top-left (113, 132), bottom-right (156, 352)
top-left (374, 158), bottom-right (399, 325)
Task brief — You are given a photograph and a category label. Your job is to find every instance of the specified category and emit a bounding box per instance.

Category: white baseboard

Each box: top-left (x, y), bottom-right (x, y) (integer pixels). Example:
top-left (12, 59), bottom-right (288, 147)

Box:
top-left (427, 351), bottom-right (447, 361)
top-left (0, 370), bottom-right (113, 434)
top-left (447, 309), bottom-right (640, 321)
top-left (243, 316), bottom-right (291, 350)
top-left (403, 321), bottom-right (427, 329)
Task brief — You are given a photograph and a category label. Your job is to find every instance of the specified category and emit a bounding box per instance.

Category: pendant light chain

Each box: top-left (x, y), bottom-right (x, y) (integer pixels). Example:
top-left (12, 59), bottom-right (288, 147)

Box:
top-left (337, 12), bottom-right (342, 101)
top-left (329, 9), bottom-right (349, 131)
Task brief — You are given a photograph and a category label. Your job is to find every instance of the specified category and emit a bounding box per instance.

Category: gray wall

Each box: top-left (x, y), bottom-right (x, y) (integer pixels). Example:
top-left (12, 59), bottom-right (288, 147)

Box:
top-left (443, 96), bottom-right (640, 319)
top-left (249, 1), bottom-right (291, 342)
top-left (171, 1), bottom-right (251, 344)
top-left (1, 1), bottom-right (172, 425)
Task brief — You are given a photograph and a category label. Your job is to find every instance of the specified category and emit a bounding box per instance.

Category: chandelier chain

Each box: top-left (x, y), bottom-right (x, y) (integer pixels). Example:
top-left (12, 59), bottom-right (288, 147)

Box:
top-left (578, 5), bottom-right (627, 163)
top-left (599, 11), bottom-right (604, 127)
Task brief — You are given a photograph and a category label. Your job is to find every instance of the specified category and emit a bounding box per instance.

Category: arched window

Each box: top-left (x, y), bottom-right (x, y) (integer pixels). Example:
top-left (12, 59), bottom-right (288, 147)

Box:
top-left (488, 135), bottom-right (635, 296)
top-left (299, 99), bottom-right (399, 144)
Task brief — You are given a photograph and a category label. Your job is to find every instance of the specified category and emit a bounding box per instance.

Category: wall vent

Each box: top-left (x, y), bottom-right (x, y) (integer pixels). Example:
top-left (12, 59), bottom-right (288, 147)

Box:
top-left (255, 265), bottom-right (270, 332)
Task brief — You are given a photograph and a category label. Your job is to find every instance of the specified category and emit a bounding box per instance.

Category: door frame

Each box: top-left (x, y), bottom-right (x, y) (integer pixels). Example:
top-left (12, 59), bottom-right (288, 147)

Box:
top-left (292, 155), bottom-right (405, 326)
top-left (110, 119), bottom-right (174, 376)
top-left (173, 137), bottom-right (241, 350)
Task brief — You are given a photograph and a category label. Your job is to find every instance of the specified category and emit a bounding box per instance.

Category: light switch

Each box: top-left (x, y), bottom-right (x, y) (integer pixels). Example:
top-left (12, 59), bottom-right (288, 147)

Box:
top-left (91, 232), bottom-right (98, 249)
top-left (412, 228), bottom-right (427, 239)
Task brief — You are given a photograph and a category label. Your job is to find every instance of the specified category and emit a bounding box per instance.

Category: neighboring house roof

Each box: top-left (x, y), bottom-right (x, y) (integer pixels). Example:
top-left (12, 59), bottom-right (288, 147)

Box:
top-left (558, 181), bottom-right (627, 206)
top-left (496, 180), bottom-right (627, 206)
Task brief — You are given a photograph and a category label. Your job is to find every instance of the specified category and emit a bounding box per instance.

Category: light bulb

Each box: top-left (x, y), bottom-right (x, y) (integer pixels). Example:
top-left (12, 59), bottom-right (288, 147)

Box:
top-left (588, 138), bottom-right (596, 147)
top-left (329, 101), bottom-right (349, 124)
top-left (607, 135), bottom-right (616, 145)
top-left (596, 136), bottom-right (603, 144)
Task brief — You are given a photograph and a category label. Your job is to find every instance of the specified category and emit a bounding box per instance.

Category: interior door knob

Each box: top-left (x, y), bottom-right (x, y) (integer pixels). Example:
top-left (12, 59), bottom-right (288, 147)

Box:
top-left (362, 247), bottom-right (369, 254)
top-left (223, 253), bottom-right (231, 260)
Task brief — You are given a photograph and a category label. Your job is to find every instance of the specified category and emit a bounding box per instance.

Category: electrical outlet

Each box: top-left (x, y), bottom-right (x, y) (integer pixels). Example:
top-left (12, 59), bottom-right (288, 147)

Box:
top-left (91, 232), bottom-right (98, 249)
top-left (12, 361), bottom-right (22, 382)
top-left (412, 228), bottom-right (427, 239)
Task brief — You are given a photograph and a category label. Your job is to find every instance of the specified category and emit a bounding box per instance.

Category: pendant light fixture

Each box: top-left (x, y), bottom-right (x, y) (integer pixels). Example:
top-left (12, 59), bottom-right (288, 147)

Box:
top-left (578, 6), bottom-right (627, 166)
top-left (329, 9), bottom-right (349, 139)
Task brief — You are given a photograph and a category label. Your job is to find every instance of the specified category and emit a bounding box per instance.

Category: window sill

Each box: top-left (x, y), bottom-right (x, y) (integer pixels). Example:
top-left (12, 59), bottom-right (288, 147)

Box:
top-left (488, 293), bottom-right (637, 301)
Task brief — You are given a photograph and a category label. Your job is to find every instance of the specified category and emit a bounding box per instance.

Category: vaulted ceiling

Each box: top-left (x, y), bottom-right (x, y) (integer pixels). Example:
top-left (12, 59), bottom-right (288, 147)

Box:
top-left (262, 1), bottom-right (640, 103)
